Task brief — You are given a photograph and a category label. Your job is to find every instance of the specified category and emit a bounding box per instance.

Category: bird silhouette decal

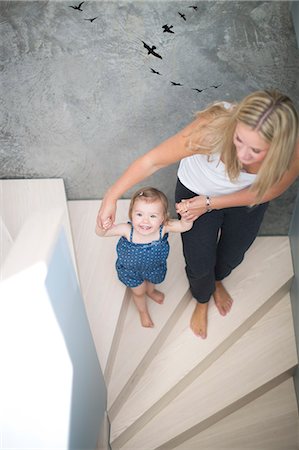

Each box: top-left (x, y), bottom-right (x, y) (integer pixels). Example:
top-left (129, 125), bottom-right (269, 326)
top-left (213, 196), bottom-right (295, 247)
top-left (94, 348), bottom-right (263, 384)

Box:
top-left (171, 81), bottom-right (183, 86)
top-left (150, 68), bottom-right (162, 75)
top-left (189, 6), bottom-right (198, 10)
top-left (178, 12), bottom-right (186, 21)
top-left (192, 88), bottom-right (205, 93)
top-left (210, 84), bottom-right (222, 89)
top-left (69, 1), bottom-right (84, 11)
top-left (162, 24), bottom-right (174, 34)
top-left (84, 17), bottom-right (98, 22)
top-left (141, 41), bottom-right (162, 59)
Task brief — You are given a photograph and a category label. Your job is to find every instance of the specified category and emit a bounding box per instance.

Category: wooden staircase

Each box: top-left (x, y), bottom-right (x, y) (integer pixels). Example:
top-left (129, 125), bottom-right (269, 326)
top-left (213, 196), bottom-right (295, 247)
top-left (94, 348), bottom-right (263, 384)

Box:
top-left (1, 180), bottom-right (298, 449)
top-left (69, 199), bottom-right (299, 450)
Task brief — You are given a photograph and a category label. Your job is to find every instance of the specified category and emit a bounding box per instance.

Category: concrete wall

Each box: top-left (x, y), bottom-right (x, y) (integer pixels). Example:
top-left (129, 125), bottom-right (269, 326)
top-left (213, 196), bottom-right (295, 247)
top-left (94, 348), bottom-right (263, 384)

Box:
top-left (1, 1), bottom-right (299, 234)
top-left (0, 212), bottom-right (107, 449)
top-left (291, 1), bottom-right (299, 46)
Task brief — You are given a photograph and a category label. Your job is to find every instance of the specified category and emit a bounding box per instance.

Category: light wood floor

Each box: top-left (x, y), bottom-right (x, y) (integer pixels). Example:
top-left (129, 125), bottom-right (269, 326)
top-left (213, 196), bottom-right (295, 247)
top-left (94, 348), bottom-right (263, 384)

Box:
top-left (1, 181), bottom-right (298, 450)
top-left (69, 199), bottom-right (299, 450)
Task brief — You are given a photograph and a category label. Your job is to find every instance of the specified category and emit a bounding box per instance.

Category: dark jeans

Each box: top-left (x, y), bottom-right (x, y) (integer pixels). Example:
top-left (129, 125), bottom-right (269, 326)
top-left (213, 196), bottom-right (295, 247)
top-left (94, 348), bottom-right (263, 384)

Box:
top-left (175, 178), bottom-right (269, 303)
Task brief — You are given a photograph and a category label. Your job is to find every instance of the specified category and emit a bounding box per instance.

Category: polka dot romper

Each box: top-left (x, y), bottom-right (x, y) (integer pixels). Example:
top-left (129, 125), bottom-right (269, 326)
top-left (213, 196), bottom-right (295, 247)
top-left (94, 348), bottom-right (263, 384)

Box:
top-left (116, 223), bottom-right (170, 288)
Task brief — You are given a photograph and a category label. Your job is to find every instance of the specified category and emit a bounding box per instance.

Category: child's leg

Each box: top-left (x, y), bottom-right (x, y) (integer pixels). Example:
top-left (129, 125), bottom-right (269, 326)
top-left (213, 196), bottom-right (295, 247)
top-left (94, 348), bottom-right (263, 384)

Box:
top-left (131, 283), bottom-right (154, 328)
top-left (145, 281), bottom-right (165, 304)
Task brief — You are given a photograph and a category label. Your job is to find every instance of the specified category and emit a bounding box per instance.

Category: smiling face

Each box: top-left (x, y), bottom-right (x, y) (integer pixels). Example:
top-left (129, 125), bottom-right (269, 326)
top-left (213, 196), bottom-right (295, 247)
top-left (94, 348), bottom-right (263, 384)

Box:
top-left (131, 199), bottom-right (164, 236)
top-left (233, 122), bottom-right (270, 171)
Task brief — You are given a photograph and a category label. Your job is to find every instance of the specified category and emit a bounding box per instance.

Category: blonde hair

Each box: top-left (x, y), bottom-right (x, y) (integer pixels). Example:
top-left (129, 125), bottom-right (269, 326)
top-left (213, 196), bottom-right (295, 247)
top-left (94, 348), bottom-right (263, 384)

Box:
top-left (188, 90), bottom-right (299, 203)
top-left (128, 187), bottom-right (169, 223)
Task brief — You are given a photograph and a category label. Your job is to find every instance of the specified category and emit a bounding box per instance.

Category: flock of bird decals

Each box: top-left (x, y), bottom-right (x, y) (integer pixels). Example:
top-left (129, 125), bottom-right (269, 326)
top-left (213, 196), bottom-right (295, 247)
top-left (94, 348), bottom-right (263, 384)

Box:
top-left (68, 2), bottom-right (222, 94)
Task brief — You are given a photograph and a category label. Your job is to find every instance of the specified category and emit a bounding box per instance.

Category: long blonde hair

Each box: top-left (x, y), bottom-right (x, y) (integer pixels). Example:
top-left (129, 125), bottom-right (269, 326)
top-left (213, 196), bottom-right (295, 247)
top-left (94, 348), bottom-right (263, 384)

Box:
top-left (188, 90), bottom-right (299, 203)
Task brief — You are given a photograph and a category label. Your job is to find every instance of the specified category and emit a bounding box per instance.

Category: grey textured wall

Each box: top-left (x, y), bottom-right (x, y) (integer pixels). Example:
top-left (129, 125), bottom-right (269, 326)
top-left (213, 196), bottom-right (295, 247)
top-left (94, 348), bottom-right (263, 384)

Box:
top-left (1, 1), bottom-right (299, 234)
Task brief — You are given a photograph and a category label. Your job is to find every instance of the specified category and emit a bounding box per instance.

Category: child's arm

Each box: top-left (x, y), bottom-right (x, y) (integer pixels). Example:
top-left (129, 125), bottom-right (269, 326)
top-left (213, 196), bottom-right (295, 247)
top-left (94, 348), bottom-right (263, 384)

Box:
top-left (164, 218), bottom-right (193, 234)
top-left (95, 222), bottom-right (130, 238)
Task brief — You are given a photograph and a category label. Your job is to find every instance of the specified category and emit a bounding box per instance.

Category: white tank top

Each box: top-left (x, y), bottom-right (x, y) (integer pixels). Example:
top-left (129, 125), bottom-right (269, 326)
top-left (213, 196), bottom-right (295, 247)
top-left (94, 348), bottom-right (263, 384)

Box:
top-left (177, 152), bottom-right (257, 196)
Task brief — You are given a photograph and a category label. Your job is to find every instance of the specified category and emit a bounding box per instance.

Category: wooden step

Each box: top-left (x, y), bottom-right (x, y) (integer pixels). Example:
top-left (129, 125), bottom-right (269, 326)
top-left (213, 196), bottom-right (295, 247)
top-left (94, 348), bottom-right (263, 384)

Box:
top-left (111, 294), bottom-right (297, 449)
top-left (174, 378), bottom-right (299, 450)
top-left (68, 199), bottom-right (130, 376)
top-left (109, 236), bottom-right (294, 445)
top-left (107, 232), bottom-right (191, 412)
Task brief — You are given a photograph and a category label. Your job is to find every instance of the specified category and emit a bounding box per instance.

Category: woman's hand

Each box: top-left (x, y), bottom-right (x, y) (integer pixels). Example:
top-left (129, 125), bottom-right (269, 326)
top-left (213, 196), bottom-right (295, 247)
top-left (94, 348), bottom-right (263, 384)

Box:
top-left (96, 196), bottom-right (117, 230)
top-left (176, 196), bottom-right (207, 221)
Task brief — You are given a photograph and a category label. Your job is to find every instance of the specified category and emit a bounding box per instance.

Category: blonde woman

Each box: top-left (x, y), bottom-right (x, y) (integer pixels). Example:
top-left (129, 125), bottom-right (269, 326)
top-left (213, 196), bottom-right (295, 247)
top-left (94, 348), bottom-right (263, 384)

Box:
top-left (97, 90), bottom-right (299, 338)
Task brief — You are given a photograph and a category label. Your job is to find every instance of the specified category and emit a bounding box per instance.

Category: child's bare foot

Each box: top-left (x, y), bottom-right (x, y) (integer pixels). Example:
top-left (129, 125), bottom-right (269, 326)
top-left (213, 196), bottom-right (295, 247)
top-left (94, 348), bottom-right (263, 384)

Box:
top-left (213, 281), bottom-right (233, 316)
top-left (190, 302), bottom-right (208, 339)
top-left (147, 289), bottom-right (165, 304)
top-left (146, 281), bottom-right (165, 304)
top-left (139, 310), bottom-right (154, 328)
top-left (131, 285), bottom-right (154, 327)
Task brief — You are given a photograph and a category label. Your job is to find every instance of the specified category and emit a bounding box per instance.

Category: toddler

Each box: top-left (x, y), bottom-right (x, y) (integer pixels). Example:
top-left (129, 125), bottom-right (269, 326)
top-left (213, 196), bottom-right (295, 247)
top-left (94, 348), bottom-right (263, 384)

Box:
top-left (95, 187), bottom-right (193, 327)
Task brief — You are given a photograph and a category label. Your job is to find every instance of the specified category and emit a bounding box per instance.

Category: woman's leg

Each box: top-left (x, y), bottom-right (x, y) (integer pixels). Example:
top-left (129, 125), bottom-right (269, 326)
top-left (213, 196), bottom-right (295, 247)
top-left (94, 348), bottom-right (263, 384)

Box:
top-left (175, 179), bottom-right (224, 337)
top-left (131, 282), bottom-right (154, 328)
top-left (181, 215), bottom-right (223, 338)
top-left (213, 203), bottom-right (269, 314)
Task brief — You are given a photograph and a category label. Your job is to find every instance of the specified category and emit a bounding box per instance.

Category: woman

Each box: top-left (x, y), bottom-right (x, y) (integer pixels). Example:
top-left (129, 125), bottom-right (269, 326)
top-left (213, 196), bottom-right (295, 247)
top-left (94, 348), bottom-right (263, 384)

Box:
top-left (97, 90), bottom-right (299, 338)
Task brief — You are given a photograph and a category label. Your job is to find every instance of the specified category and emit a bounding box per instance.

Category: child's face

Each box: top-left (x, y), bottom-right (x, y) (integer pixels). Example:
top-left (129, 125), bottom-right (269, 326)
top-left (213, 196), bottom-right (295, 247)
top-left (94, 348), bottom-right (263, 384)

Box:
top-left (131, 199), bottom-right (165, 235)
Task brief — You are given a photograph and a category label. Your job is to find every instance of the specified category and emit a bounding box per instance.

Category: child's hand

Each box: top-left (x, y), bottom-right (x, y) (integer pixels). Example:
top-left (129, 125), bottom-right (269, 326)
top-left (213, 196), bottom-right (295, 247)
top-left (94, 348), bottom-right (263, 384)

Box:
top-left (102, 217), bottom-right (113, 230)
top-left (176, 196), bottom-right (207, 221)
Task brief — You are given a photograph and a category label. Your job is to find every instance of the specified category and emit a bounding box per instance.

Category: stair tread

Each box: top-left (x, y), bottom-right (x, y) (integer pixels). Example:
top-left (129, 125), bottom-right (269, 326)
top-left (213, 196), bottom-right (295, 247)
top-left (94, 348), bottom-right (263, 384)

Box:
top-left (107, 231), bottom-right (190, 407)
top-left (68, 199), bottom-right (130, 373)
top-left (174, 378), bottom-right (299, 450)
top-left (112, 293), bottom-right (297, 448)
top-left (109, 236), bottom-right (294, 444)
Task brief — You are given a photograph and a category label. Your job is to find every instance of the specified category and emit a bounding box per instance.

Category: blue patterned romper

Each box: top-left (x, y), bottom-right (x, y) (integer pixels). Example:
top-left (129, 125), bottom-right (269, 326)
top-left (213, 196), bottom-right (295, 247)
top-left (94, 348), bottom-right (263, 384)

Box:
top-left (116, 223), bottom-right (170, 288)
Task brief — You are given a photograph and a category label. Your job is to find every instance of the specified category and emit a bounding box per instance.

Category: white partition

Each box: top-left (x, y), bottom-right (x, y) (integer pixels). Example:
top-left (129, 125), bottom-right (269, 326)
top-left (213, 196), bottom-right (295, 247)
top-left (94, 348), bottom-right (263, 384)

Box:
top-left (0, 209), bottom-right (107, 449)
top-left (0, 179), bottom-right (77, 277)
top-left (0, 215), bottom-right (13, 267)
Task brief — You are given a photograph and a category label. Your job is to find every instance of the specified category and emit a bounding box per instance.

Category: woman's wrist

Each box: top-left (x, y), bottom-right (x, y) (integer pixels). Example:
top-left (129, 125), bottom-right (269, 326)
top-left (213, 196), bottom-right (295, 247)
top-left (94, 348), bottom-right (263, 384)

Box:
top-left (205, 195), bottom-right (212, 212)
top-left (104, 187), bottom-right (119, 204)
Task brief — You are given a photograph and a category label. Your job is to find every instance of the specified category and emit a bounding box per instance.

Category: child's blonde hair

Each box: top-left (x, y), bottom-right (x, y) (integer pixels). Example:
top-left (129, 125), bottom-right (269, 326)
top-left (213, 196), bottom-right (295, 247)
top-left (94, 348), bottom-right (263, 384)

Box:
top-left (129, 187), bottom-right (169, 223)
top-left (187, 89), bottom-right (298, 203)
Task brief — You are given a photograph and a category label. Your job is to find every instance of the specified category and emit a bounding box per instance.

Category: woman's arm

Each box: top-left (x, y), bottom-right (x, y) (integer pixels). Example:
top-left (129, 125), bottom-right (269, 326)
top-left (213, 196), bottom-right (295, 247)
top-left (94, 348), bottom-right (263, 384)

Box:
top-left (178, 155), bottom-right (299, 220)
top-left (97, 119), bottom-right (201, 228)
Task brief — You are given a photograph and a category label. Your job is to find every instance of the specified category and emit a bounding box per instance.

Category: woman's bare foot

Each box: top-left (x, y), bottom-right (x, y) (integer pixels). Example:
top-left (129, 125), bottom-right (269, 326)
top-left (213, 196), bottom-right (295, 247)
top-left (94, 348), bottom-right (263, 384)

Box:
top-left (190, 302), bottom-right (208, 339)
top-left (213, 281), bottom-right (233, 316)
top-left (139, 310), bottom-right (154, 328)
top-left (147, 289), bottom-right (165, 304)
